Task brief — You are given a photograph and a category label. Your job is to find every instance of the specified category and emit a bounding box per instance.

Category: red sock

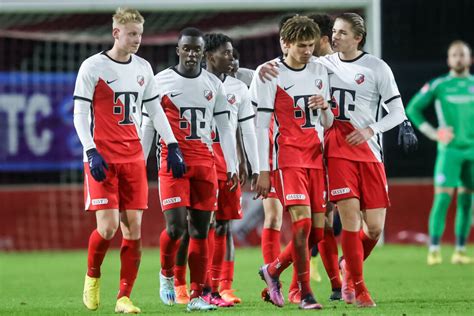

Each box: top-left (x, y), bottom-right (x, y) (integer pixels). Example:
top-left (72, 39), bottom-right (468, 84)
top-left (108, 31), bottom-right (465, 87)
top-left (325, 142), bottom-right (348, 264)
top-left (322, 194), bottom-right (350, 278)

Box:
top-left (289, 267), bottom-right (298, 292)
top-left (318, 228), bottom-right (342, 289)
top-left (118, 239), bottom-right (141, 298)
top-left (87, 229), bottom-right (111, 278)
top-left (262, 228), bottom-right (281, 264)
top-left (219, 260), bottom-right (234, 291)
top-left (174, 264), bottom-right (187, 287)
top-left (188, 237), bottom-right (208, 299)
top-left (210, 233), bottom-right (226, 292)
top-left (205, 227), bottom-right (215, 289)
top-left (160, 229), bottom-right (180, 277)
top-left (309, 227), bottom-right (324, 248)
top-left (267, 240), bottom-right (293, 277)
top-left (291, 218), bottom-right (312, 297)
top-left (341, 230), bottom-right (366, 295)
top-left (360, 230), bottom-right (378, 260)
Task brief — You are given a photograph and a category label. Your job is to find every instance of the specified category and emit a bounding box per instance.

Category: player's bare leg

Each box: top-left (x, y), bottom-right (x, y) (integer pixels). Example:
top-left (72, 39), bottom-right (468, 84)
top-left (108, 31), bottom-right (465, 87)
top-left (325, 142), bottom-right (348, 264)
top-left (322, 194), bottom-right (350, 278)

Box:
top-left (114, 210), bottom-right (143, 313)
top-left (261, 197), bottom-right (283, 302)
top-left (174, 228), bottom-right (190, 304)
top-left (160, 207), bottom-right (188, 306)
top-left (83, 209), bottom-right (119, 311)
top-left (186, 209), bottom-right (217, 311)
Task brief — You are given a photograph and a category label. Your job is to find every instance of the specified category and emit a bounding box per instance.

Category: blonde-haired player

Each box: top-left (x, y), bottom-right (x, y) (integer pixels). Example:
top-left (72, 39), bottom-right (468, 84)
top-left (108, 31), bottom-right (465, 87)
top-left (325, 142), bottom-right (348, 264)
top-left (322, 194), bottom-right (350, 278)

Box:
top-left (74, 7), bottom-right (185, 313)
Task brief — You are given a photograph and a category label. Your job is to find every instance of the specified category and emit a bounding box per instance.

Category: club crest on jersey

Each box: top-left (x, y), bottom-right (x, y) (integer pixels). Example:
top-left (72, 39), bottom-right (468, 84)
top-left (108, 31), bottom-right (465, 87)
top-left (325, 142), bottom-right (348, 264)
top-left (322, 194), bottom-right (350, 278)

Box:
top-left (227, 94), bottom-right (236, 105)
top-left (354, 73), bottom-right (365, 85)
top-left (315, 79), bottom-right (323, 90)
top-left (204, 90), bottom-right (213, 101)
top-left (137, 75), bottom-right (145, 86)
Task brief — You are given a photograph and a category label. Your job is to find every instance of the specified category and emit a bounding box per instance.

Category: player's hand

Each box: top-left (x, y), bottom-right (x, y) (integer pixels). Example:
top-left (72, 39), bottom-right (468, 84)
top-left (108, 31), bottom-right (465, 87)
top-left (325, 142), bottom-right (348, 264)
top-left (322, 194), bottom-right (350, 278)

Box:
top-left (346, 127), bottom-right (374, 146)
top-left (250, 173), bottom-right (259, 191)
top-left (238, 160), bottom-right (248, 186)
top-left (167, 143), bottom-right (187, 178)
top-left (398, 120), bottom-right (418, 153)
top-left (308, 94), bottom-right (329, 110)
top-left (227, 172), bottom-right (239, 192)
top-left (258, 61), bottom-right (279, 83)
top-left (254, 171), bottom-right (271, 199)
top-left (437, 126), bottom-right (454, 145)
top-left (86, 148), bottom-right (108, 182)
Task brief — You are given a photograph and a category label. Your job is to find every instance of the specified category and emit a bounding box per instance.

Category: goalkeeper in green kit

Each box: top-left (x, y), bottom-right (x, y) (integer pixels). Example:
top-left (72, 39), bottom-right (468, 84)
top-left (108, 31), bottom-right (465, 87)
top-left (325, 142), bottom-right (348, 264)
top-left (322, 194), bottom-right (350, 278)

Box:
top-left (406, 40), bottom-right (474, 265)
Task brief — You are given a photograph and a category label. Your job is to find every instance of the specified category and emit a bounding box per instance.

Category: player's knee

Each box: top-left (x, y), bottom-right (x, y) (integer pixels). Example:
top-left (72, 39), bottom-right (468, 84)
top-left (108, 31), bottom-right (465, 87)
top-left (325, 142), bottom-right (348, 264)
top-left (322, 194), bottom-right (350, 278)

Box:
top-left (98, 225), bottom-right (118, 240)
top-left (366, 226), bottom-right (383, 240)
top-left (215, 221), bottom-right (229, 236)
top-left (264, 216), bottom-right (282, 230)
top-left (167, 224), bottom-right (186, 240)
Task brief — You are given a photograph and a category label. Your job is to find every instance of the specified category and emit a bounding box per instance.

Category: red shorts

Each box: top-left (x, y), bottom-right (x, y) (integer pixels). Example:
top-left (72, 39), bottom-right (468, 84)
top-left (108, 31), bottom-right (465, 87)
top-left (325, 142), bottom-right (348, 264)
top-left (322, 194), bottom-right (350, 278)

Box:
top-left (83, 160), bottom-right (148, 211)
top-left (267, 170), bottom-right (279, 199)
top-left (159, 164), bottom-right (218, 212)
top-left (327, 157), bottom-right (390, 209)
top-left (274, 167), bottom-right (326, 213)
top-left (216, 180), bottom-right (242, 220)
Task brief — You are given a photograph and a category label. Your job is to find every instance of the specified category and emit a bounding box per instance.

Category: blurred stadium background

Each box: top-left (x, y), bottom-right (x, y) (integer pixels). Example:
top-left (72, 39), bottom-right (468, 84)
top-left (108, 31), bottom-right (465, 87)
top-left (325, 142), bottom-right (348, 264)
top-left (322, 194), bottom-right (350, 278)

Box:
top-left (0, 0), bottom-right (473, 251)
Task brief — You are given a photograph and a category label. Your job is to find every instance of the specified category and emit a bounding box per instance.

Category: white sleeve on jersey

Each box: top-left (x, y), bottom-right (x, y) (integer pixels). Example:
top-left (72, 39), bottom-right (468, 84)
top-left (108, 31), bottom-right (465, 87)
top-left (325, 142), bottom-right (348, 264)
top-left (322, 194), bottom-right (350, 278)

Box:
top-left (73, 100), bottom-right (95, 152)
top-left (73, 60), bottom-right (96, 151)
top-left (140, 113), bottom-right (156, 160)
top-left (251, 68), bottom-right (276, 172)
top-left (214, 81), bottom-right (238, 174)
top-left (369, 61), bottom-right (407, 134)
top-left (237, 86), bottom-right (259, 174)
top-left (319, 67), bottom-right (334, 129)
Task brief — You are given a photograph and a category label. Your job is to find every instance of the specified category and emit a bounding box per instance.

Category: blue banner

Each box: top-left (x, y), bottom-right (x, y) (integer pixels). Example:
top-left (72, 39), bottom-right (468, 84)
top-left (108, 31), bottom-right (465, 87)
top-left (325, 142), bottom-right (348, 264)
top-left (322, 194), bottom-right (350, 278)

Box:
top-left (0, 72), bottom-right (83, 171)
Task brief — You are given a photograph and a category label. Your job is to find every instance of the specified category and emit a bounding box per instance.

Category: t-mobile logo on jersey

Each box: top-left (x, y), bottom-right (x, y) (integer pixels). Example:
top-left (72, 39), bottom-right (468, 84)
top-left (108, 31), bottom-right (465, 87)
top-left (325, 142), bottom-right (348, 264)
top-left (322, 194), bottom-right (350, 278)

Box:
top-left (179, 107), bottom-right (206, 140)
top-left (330, 87), bottom-right (356, 121)
top-left (113, 92), bottom-right (138, 125)
top-left (293, 94), bottom-right (318, 129)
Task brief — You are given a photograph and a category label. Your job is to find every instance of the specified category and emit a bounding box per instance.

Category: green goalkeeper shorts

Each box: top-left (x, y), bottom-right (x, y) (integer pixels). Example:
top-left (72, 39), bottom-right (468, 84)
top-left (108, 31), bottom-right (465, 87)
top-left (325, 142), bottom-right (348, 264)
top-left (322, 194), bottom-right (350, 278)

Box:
top-left (434, 146), bottom-right (474, 189)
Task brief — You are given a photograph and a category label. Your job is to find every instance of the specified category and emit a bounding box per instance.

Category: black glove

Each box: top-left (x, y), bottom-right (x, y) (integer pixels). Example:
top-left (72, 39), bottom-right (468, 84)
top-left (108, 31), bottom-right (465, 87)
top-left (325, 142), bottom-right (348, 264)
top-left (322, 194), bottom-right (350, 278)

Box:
top-left (398, 120), bottom-right (418, 153)
top-left (86, 148), bottom-right (108, 182)
top-left (167, 143), bottom-right (186, 178)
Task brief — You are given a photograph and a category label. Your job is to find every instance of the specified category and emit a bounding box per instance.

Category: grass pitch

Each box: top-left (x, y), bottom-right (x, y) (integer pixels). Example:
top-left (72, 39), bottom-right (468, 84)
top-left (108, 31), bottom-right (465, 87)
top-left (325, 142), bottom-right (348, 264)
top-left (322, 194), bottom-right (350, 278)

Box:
top-left (1, 245), bottom-right (473, 315)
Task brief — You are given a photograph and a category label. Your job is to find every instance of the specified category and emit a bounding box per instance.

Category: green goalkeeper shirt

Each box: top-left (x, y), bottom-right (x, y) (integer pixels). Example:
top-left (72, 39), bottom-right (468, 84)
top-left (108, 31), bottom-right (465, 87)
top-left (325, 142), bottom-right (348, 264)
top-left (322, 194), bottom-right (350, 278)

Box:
top-left (406, 74), bottom-right (474, 149)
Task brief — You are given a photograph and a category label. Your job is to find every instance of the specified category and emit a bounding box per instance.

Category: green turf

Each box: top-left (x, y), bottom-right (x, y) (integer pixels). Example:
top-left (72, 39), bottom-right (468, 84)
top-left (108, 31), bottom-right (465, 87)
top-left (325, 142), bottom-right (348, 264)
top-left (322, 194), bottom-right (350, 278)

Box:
top-left (1, 245), bottom-right (473, 315)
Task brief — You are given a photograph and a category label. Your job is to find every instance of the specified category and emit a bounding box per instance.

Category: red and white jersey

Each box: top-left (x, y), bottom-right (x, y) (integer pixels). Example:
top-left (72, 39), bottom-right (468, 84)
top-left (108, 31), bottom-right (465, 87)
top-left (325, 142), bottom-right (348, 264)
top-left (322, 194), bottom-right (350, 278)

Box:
top-left (73, 52), bottom-right (157, 163)
top-left (213, 75), bottom-right (255, 178)
top-left (252, 58), bottom-right (330, 170)
top-left (317, 52), bottom-right (401, 162)
top-left (153, 67), bottom-right (229, 168)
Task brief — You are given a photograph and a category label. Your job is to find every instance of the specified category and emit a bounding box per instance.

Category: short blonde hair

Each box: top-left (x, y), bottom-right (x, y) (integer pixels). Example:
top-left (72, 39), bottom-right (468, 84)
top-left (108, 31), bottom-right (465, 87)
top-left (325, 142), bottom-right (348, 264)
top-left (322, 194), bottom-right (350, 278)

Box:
top-left (112, 7), bottom-right (144, 28)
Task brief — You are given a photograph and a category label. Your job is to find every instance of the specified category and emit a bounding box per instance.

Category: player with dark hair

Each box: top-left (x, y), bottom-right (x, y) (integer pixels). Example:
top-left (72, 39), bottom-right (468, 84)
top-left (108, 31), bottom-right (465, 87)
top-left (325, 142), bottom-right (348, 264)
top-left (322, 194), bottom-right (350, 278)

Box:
top-left (253, 15), bottom-right (334, 310)
top-left (74, 7), bottom-right (185, 314)
top-left (141, 27), bottom-right (239, 312)
top-left (201, 32), bottom-right (259, 306)
top-left (406, 40), bottom-right (474, 265)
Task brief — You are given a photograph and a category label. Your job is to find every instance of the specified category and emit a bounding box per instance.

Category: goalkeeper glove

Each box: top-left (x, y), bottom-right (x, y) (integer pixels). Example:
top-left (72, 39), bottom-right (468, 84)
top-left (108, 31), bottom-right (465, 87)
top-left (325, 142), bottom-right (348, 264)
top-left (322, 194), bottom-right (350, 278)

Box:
top-left (398, 120), bottom-right (418, 153)
top-left (167, 143), bottom-right (186, 178)
top-left (86, 148), bottom-right (108, 182)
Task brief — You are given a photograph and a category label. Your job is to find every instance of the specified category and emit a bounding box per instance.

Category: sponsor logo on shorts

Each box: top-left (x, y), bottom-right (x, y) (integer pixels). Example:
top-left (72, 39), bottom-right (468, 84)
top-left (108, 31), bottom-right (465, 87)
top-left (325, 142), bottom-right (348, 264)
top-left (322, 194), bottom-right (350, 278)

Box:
top-left (92, 198), bottom-right (108, 205)
top-left (331, 188), bottom-right (350, 196)
top-left (163, 197), bottom-right (182, 206)
top-left (286, 194), bottom-right (306, 200)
